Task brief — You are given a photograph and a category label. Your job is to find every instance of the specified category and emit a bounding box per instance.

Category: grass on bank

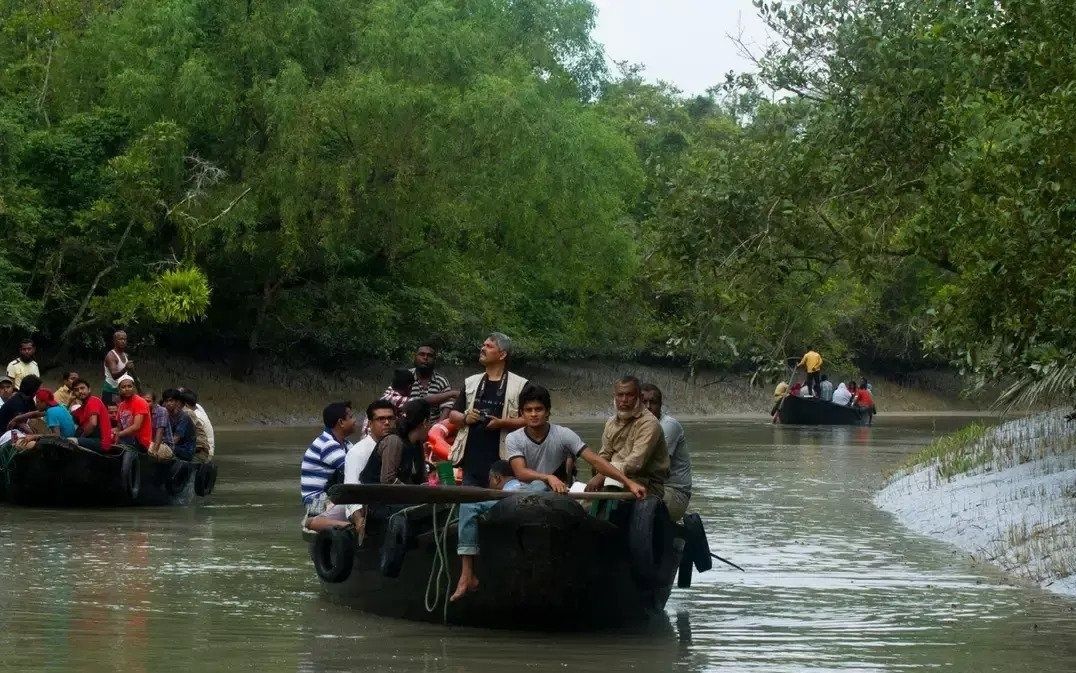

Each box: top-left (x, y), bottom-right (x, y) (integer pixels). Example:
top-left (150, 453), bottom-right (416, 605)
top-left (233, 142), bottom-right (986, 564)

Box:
top-left (892, 411), bottom-right (1076, 483)
top-left (895, 422), bottom-right (991, 481)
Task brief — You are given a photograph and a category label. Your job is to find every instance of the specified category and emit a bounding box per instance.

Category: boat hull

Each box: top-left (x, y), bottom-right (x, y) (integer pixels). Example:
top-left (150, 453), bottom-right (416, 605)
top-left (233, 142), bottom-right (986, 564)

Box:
top-left (776, 394), bottom-right (872, 426)
top-left (307, 492), bottom-right (682, 630)
top-left (2, 437), bottom-right (200, 507)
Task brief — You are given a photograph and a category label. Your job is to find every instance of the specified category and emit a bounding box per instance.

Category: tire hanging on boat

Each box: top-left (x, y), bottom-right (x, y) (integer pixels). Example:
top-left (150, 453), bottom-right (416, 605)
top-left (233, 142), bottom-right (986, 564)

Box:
top-left (121, 450), bottom-right (141, 502)
top-left (682, 512), bottom-right (713, 572)
top-left (628, 495), bottom-right (676, 587)
top-left (312, 527), bottom-right (356, 583)
top-left (194, 462), bottom-right (218, 497)
top-left (379, 515), bottom-right (410, 578)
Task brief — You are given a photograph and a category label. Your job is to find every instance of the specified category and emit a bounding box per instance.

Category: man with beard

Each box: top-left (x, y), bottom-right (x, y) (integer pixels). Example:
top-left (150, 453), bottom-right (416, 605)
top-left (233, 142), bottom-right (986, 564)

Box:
top-left (587, 376), bottom-right (669, 498)
top-left (410, 342), bottom-right (458, 421)
top-left (7, 339), bottom-right (40, 389)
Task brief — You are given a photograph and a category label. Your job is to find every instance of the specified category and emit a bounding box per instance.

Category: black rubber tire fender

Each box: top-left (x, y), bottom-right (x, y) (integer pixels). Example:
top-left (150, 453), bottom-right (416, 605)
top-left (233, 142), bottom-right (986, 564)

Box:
top-left (312, 527), bottom-right (356, 583)
top-left (628, 495), bottom-right (675, 587)
top-left (682, 512), bottom-right (713, 572)
top-left (121, 450), bottom-right (141, 503)
top-left (194, 462), bottom-right (218, 497)
top-left (166, 461), bottom-right (192, 496)
top-left (379, 515), bottom-right (410, 578)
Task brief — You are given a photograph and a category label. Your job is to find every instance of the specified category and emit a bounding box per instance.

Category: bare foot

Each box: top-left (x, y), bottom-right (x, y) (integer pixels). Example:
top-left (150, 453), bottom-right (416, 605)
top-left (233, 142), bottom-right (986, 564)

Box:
top-left (449, 576), bottom-right (479, 602)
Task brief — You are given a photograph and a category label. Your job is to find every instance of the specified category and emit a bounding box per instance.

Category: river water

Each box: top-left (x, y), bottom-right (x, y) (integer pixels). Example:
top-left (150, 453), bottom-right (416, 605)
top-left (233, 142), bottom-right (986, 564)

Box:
top-left (2, 416), bottom-right (1075, 672)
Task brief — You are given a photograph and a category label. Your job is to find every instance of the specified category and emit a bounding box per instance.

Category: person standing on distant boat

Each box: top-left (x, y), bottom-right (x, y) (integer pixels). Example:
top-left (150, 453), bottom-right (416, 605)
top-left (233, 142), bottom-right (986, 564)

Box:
top-left (588, 376), bottom-right (669, 497)
top-left (103, 331), bottom-right (133, 406)
top-left (7, 339), bottom-right (40, 389)
top-left (410, 342), bottom-right (458, 421)
top-left (797, 347), bottom-right (823, 398)
top-left (640, 382), bottom-right (691, 520)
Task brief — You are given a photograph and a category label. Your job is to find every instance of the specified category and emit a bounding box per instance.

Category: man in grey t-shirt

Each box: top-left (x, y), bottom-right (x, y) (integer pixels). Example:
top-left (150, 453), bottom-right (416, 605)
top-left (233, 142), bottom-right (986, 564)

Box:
top-left (506, 384), bottom-right (646, 497)
top-left (641, 383), bottom-right (691, 520)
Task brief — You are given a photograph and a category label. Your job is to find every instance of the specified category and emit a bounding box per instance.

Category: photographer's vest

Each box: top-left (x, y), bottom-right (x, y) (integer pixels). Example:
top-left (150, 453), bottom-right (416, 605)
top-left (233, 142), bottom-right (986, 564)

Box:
top-left (448, 371), bottom-right (528, 465)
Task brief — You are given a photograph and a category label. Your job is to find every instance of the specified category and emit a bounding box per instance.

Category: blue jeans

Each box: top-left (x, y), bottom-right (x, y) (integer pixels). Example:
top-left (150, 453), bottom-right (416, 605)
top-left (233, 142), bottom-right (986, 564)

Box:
top-left (456, 481), bottom-right (547, 555)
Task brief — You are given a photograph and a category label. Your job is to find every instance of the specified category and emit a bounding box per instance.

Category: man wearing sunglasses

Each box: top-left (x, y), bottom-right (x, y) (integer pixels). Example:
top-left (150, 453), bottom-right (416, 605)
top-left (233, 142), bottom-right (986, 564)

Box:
top-left (342, 399), bottom-right (398, 525)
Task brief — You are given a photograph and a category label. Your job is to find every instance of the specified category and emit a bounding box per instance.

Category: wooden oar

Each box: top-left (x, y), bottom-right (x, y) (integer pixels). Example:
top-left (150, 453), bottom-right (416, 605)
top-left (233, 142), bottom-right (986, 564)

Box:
top-left (328, 483), bottom-right (637, 506)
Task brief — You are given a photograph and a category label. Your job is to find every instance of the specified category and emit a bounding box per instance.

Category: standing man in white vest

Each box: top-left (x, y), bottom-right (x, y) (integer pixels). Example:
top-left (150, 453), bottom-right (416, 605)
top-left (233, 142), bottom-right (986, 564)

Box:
top-left (448, 332), bottom-right (528, 601)
top-left (448, 332), bottom-right (529, 487)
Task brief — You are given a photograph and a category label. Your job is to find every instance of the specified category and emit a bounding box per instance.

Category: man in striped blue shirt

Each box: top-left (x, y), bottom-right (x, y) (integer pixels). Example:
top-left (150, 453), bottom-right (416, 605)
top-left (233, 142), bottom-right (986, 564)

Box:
top-left (301, 401), bottom-right (356, 529)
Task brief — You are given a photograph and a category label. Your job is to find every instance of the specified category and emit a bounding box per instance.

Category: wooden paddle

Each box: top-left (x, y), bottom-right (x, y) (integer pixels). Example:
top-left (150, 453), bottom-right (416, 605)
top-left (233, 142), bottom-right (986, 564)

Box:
top-left (327, 483), bottom-right (638, 506)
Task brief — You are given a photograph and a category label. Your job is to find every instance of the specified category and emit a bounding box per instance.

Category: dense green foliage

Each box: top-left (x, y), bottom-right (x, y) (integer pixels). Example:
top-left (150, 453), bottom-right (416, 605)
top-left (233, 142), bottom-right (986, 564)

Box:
top-left (0, 0), bottom-right (642, 363)
top-left (1, 0), bottom-right (1073, 401)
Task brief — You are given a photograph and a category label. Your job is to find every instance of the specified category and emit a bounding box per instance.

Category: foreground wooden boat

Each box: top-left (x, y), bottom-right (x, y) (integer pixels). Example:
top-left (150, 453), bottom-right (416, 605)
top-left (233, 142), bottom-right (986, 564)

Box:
top-left (304, 491), bottom-right (710, 630)
top-left (0, 436), bottom-right (217, 507)
top-left (776, 394), bottom-right (873, 426)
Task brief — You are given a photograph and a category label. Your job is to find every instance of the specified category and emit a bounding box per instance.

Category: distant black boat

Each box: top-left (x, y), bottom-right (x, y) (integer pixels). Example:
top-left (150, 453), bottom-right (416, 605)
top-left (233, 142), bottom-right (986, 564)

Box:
top-left (1, 436), bottom-right (217, 507)
top-left (776, 394), bottom-right (873, 426)
top-left (304, 490), bottom-right (711, 630)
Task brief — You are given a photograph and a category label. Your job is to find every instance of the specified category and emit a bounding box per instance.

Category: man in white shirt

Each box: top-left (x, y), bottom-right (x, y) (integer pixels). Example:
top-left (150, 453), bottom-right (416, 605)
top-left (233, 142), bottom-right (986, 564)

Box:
top-left (7, 339), bottom-right (40, 389)
top-left (343, 399), bottom-right (398, 524)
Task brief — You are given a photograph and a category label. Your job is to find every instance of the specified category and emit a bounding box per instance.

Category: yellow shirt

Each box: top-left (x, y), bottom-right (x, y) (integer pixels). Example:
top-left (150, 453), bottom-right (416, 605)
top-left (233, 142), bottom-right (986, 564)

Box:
top-left (798, 351), bottom-right (823, 373)
top-left (773, 382), bottom-right (789, 399)
top-left (55, 385), bottom-right (74, 408)
top-left (6, 359), bottom-right (40, 388)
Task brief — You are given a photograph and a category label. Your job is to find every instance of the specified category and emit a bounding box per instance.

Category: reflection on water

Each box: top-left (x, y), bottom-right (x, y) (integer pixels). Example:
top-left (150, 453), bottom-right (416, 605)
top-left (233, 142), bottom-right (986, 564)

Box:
top-left (2, 418), bottom-right (1076, 672)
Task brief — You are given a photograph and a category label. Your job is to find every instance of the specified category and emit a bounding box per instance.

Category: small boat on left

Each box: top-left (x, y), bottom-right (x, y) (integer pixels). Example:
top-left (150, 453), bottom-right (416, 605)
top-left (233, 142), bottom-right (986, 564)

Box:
top-left (0, 436), bottom-right (218, 507)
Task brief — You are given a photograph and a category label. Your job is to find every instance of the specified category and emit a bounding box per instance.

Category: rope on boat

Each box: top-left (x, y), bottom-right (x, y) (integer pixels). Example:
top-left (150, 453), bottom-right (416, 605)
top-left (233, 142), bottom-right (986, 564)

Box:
top-left (0, 441), bottom-right (15, 492)
top-left (423, 503), bottom-right (458, 624)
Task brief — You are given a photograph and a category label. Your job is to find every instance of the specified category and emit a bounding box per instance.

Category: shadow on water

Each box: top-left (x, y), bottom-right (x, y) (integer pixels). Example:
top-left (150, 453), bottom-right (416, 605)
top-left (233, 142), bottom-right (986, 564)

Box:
top-left (3, 418), bottom-right (1076, 672)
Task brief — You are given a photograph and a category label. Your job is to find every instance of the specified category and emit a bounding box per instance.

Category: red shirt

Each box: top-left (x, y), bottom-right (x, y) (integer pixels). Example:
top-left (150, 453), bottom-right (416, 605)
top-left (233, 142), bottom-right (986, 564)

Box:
top-left (854, 388), bottom-right (875, 408)
top-left (73, 395), bottom-right (114, 450)
top-left (116, 394), bottom-right (152, 449)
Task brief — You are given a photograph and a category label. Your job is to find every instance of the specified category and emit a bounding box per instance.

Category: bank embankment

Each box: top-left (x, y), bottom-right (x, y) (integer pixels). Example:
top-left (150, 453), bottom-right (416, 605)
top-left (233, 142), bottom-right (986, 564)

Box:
top-left (876, 410), bottom-right (1076, 597)
top-left (49, 353), bottom-right (974, 426)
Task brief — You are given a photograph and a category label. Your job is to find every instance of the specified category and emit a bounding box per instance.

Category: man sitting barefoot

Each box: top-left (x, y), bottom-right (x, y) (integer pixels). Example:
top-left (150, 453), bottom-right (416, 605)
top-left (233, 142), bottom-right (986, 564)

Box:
top-left (450, 384), bottom-right (646, 602)
top-left (449, 460), bottom-right (524, 601)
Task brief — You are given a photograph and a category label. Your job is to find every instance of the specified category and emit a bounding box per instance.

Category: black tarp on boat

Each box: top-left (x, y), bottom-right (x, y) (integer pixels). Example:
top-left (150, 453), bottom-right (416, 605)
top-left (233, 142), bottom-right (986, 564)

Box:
top-left (0, 436), bottom-right (215, 507)
top-left (305, 491), bottom-right (689, 630)
top-left (776, 394), bottom-right (872, 426)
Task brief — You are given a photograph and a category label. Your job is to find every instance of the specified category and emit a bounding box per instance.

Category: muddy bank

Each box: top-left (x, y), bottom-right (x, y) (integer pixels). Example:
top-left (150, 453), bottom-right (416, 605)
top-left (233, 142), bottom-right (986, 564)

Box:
top-left (45, 353), bottom-right (975, 426)
top-left (875, 410), bottom-right (1076, 597)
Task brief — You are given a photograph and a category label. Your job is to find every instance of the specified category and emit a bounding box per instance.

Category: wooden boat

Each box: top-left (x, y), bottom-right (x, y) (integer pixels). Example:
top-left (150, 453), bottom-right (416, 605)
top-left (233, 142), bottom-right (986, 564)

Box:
top-left (776, 394), bottom-right (872, 426)
top-left (304, 490), bottom-right (711, 630)
top-left (0, 436), bottom-right (217, 507)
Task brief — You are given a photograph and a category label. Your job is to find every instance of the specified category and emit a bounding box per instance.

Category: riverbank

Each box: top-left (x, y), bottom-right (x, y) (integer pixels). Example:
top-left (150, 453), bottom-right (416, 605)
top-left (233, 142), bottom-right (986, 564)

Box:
top-left (48, 353), bottom-right (977, 426)
top-left (875, 410), bottom-right (1076, 597)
